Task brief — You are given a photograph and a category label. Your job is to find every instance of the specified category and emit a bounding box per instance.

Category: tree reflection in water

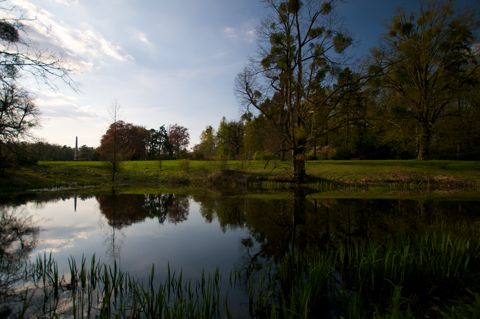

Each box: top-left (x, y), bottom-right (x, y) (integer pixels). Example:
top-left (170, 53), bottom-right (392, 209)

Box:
top-left (192, 192), bottom-right (480, 275)
top-left (0, 191), bottom-right (478, 317)
top-left (95, 192), bottom-right (190, 262)
top-left (96, 193), bottom-right (190, 229)
top-left (0, 207), bottom-right (38, 317)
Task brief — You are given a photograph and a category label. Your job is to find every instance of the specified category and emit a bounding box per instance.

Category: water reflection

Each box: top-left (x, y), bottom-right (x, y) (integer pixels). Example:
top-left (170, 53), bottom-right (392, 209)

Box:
top-left (96, 192), bottom-right (189, 228)
top-left (0, 207), bottom-right (38, 316)
top-left (0, 191), bottom-right (479, 317)
top-left (193, 192), bottom-right (480, 264)
top-left (4, 191), bottom-right (476, 269)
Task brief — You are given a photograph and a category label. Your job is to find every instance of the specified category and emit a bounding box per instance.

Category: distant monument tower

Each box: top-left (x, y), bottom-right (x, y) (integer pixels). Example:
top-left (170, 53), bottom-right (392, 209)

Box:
top-left (74, 136), bottom-right (78, 161)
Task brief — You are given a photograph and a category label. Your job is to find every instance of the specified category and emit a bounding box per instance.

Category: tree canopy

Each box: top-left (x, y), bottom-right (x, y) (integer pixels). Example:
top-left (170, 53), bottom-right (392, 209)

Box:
top-left (369, 0), bottom-right (479, 159)
top-left (98, 121), bottom-right (148, 161)
top-left (168, 124), bottom-right (190, 159)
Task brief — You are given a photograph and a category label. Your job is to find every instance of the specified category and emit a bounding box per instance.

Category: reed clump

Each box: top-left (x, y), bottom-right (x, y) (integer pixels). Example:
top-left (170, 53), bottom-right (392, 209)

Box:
top-left (246, 229), bottom-right (480, 318)
top-left (18, 255), bottom-right (228, 319)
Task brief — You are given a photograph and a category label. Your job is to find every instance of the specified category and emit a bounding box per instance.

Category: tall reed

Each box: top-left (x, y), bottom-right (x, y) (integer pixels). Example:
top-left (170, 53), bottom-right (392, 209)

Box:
top-left (20, 255), bottom-right (228, 318)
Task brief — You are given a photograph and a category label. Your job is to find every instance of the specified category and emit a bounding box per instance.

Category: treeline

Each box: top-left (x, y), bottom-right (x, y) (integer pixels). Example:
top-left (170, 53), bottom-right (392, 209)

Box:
top-left (0, 142), bottom-right (98, 165)
top-left (192, 87), bottom-right (480, 161)
top-left (193, 0), bottom-right (480, 162)
top-left (0, 121), bottom-right (190, 168)
top-left (97, 121), bottom-right (190, 161)
top-left (0, 121), bottom-right (191, 166)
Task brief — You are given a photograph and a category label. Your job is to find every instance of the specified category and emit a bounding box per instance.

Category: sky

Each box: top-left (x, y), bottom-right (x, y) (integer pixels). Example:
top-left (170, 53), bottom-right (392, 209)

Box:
top-left (4, 0), bottom-right (478, 148)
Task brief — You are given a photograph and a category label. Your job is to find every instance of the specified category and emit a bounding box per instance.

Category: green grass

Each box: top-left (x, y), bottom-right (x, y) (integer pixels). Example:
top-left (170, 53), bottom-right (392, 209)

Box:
top-left (1, 159), bottom-right (479, 193)
top-left (307, 160), bottom-right (480, 183)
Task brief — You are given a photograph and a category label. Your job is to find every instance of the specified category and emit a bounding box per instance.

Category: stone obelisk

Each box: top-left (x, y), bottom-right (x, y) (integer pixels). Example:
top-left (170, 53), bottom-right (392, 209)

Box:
top-left (74, 136), bottom-right (78, 161)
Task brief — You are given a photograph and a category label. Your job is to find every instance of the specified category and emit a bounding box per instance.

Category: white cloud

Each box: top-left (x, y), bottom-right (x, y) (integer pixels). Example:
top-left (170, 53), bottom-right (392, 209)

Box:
top-left (223, 26), bottom-right (237, 39)
top-left (51, 0), bottom-right (79, 6)
top-left (244, 28), bottom-right (256, 43)
top-left (135, 31), bottom-right (152, 46)
top-left (34, 92), bottom-right (99, 120)
top-left (9, 0), bottom-right (132, 69)
top-left (223, 22), bottom-right (256, 43)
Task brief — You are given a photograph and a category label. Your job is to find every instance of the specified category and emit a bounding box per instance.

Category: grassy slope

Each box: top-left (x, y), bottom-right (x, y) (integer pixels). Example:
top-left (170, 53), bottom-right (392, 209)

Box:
top-left (1, 159), bottom-right (479, 192)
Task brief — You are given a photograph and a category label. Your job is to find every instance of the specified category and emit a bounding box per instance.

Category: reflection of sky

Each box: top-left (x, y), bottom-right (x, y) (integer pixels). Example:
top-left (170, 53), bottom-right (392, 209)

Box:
top-left (27, 197), bottom-right (106, 261)
top-left (25, 196), bottom-right (252, 282)
top-left (121, 200), bottom-right (250, 280)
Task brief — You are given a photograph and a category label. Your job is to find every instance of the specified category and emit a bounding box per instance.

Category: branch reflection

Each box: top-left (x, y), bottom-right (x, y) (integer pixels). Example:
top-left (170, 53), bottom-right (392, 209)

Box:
top-left (0, 207), bottom-right (38, 316)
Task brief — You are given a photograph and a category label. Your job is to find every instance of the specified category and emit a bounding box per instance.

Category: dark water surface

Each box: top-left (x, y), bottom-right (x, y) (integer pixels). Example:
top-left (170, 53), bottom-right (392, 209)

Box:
top-left (1, 191), bottom-right (480, 316)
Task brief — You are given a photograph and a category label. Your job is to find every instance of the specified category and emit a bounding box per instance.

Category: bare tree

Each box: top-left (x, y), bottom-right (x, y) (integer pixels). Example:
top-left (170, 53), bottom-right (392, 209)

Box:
top-left (0, 2), bottom-right (75, 166)
top-left (0, 2), bottom-right (74, 88)
top-left (0, 84), bottom-right (38, 142)
top-left (107, 102), bottom-right (120, 182)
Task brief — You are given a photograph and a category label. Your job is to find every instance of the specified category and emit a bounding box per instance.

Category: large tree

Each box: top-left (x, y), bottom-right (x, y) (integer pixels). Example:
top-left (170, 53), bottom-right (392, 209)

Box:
top-left (168, 124), bottom-right (189, 159)
top-left (98, 121), bottom-right (148, 161)
top-left (145, 125), bottom-right (172, 160)
top-left (216, 117), bottom-right (244, 160)
top-left (236, 0), bottom-right (351, 182)
top-left (369, 0), bottom-right (479, 160)
top-left (193, 125), bottom-right (216, 160)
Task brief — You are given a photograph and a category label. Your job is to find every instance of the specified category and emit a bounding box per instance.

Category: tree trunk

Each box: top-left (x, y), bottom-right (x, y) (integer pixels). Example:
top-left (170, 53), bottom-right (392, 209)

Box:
top-left (417, 122), bottom-right (432, 160)
top-left (293, 145), bottom-right (306, 183)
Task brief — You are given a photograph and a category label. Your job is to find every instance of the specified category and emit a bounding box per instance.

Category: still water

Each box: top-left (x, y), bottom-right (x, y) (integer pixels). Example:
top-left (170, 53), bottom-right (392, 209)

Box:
top-left (27, 194), bottom-right (252, 281)
top-left (1, 191), bottom-right (480, 316)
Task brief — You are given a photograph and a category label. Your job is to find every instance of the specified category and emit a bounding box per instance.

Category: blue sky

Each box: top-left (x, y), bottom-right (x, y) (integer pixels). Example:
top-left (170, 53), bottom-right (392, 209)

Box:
top-left (6, 0), bottom-right (478, 148)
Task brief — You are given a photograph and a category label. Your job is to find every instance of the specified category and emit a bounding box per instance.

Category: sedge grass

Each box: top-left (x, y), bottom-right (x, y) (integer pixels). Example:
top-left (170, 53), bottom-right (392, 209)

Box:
top-left (19, 255), bottom-right (229, 319)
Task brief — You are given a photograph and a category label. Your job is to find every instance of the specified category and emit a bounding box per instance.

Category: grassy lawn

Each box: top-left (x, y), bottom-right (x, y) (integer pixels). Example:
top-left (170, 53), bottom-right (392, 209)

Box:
top-left (307, 160), bottom-right (480, 183)
top-left (1, 159), bottom-right (479, 192)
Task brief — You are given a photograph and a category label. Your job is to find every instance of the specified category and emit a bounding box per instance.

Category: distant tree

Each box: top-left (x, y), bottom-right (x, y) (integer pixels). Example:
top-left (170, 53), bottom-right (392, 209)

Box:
top-left (98, 121), bottom-right (148, 162)
top-left (193, 125), bottom-right (216, 160)
top-left (168, 124), bottom-right (189, 159)
top-left (78, 145), bottom-right (99, 161)
top-left (216, 118), bottom-right (244, 159)
top-left (243, 113), bottom-right (286, 160)
top-left (236, 0), bottom-right (351, 182)
top-left (369, 0), bottom-right (479, 160)
top-left (328, 68), bottom-right (369, 159)
top-left (146, 125), bottom-right (172, 159)
top-left (24, 142), bottom-right (73, 161)
top-left (146, 128), bottom-right (161, 159)
top-left (159, 126), bottom-right (174, 158)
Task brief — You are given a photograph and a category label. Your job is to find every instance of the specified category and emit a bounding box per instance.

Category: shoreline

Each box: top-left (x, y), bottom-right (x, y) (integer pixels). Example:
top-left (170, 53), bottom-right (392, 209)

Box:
top-left (1, 159), bottom-right (479, 196)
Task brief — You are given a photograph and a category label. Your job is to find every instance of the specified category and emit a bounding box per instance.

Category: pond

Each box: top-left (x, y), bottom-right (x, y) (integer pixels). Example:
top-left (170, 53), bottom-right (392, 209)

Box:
top-left (1, 190), bottom-right (480, 318)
